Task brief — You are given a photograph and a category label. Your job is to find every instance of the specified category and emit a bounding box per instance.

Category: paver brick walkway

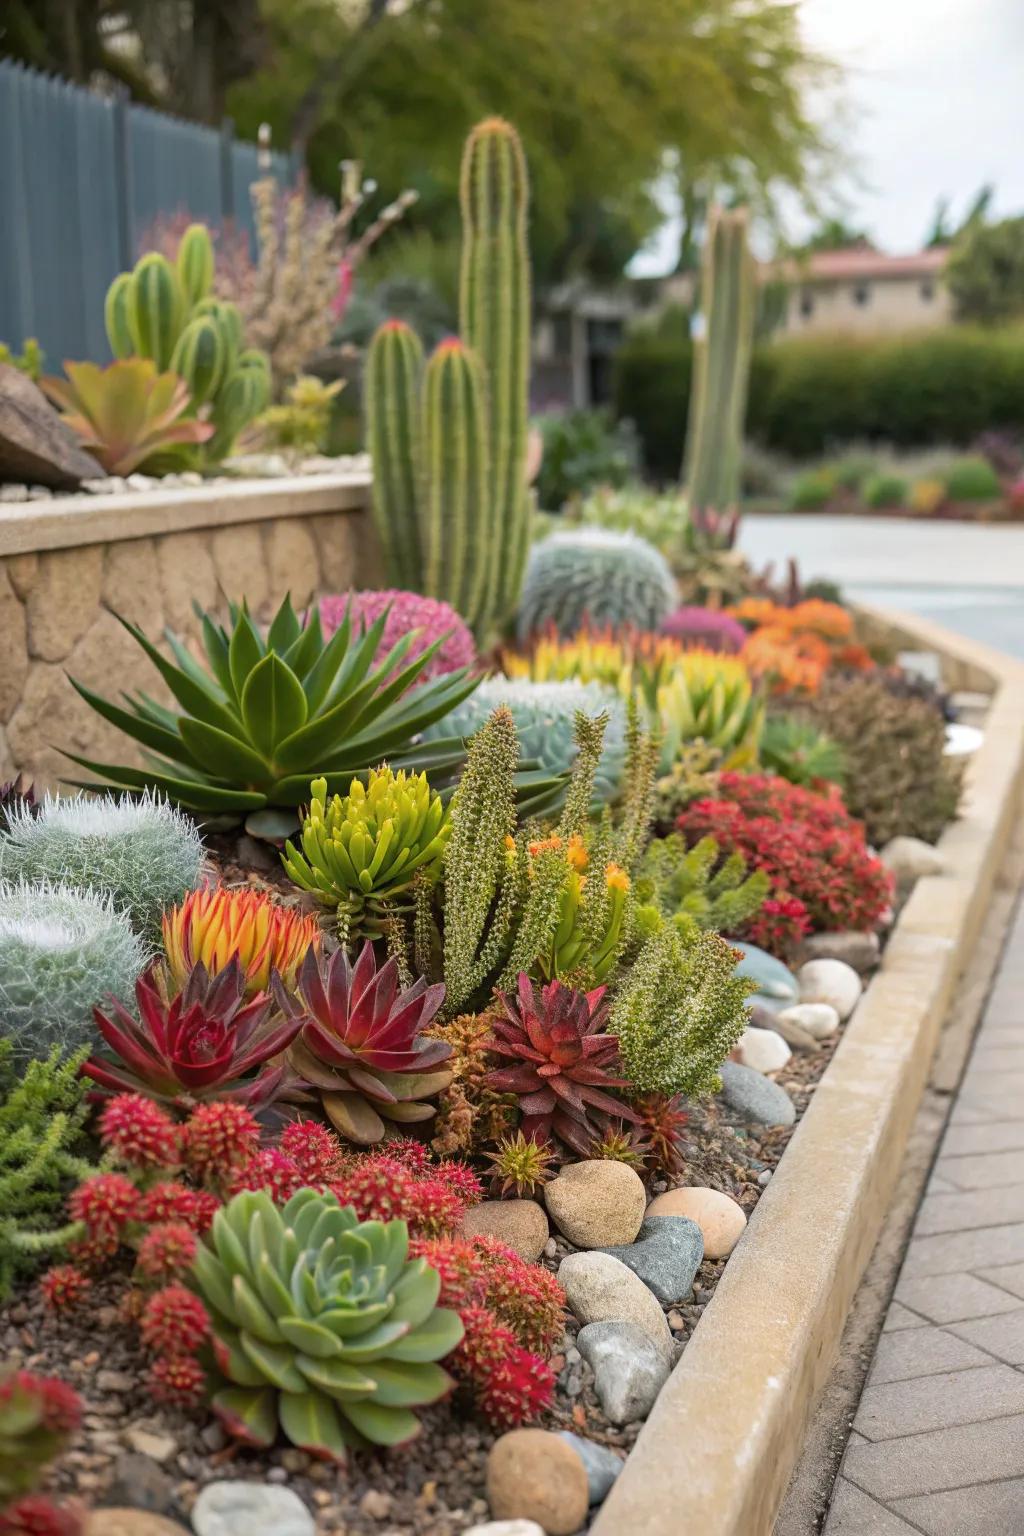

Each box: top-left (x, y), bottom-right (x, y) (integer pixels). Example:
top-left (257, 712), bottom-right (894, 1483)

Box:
top-left (825, 895), bottom-right (1024, 1535)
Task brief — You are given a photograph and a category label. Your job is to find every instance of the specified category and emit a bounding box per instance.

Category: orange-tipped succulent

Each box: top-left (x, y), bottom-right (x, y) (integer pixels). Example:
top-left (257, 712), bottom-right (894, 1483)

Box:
top-left (162, 887), bottom-right (319, 996)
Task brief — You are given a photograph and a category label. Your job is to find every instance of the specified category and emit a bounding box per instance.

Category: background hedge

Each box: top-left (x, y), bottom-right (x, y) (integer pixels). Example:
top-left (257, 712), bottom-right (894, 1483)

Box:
top-left (613, 322), bottom-right (1024, 472)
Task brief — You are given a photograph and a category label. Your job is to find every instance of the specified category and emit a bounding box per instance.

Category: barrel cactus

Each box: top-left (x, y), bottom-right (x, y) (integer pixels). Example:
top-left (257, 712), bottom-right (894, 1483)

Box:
top-left (0, 790), bottom-right (203, 937)
top-left (193, 1187), bottom-right (463, 1459)
top-left (517, 529), bottom-right (677, 642)
top-left (0, 882), bottom-right (147, 1061)
top-left (427, 678), bottom-right (626, 808)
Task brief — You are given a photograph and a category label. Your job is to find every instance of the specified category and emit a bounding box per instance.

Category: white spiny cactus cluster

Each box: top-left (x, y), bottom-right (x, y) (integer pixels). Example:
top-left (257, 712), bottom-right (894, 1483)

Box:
top-left (0, 881), bottom-right (148, 1060)
top-left (0, 789), bottom-right (204, 936)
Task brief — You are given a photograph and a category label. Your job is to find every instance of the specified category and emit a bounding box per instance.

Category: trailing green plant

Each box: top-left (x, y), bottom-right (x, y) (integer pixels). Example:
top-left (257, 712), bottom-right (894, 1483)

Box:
top-left (41, 359), bottom-right (213, 475)
top-left (253, 374), bottom-right (344, 455)
top-left (517, 528), bottom-right (676, 642)
top-left (192, 1186), bottom-right (463, 1459)
top-left (0, 790), bottom-right (203, 937)
top-left (366, 118), bottom-right (530, 641)
top-left (0, 337), bottom-right (43, 381)
top-left (0, 1042), bottom-right (95, 1300)
top-left (862, 472), bottom-right (906, 510)
top-left (943, 456), bottom-right (1002, 501)
top-left (759, 714), bottom-right (845, 788)
top-left (66, 593), bottom-right (477, 822)
top-left (684, 206), bottom-right (756, 512)
top-left (0, 882), bottom-right (147, 1062)
top-left (610, 923), bottom-right (752, 1099)
top-left (635, 833), bottom-right (769, 938)
top-left (283, 769), bottom-right (450, 942)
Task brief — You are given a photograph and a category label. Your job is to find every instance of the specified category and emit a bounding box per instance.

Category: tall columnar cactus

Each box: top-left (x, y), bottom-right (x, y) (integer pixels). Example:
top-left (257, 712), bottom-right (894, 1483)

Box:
top-left (367, 118), bottom-right (531, 642)
top-left (364, 320), bottom-right (424, 590)
top-left (459, 117), bottom-right (531, 630)
top-left (683, 206), bottom-right (756, 514)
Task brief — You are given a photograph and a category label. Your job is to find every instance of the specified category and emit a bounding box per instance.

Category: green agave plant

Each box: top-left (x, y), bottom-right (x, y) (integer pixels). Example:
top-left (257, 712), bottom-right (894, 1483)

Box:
top-left (193, 1187), bottom-right (463, 1459)
top-left (65, 595), bottom-right (478, 822)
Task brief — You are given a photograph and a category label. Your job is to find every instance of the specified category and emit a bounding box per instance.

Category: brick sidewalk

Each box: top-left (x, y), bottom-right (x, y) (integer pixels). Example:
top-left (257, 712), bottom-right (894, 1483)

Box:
top-left (825, 896), bottom-right (1024, 1535)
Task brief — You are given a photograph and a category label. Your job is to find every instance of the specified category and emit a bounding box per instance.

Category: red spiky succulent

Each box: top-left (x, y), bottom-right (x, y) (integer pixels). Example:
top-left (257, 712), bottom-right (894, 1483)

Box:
top-left (469, 1236), bottom-right (565, 1353)
top-left (98, 1094), bottom-right (180, 1168)
top-left (68, 1173), bottom-right (139, 1237)
top-left (140, 1285), bottom-right (209, 1357)
top-left (0, 1495), bottom-right (84, 1536)
top-left (452, 1305), bottom-right (554, 1428)
top-left (277, 942), bottom-right (453, 1143)
top-left (634, 1091), bottom-right (689, 1178)
top-left (228, 1148), bottom-right (303, 1203)
top-left (148, 1355), bottom-right (206, 1407)
top-left (38, 1267), bottom-right (91, 1312)
top-left (84, 959), bottom-right (301, 1110)
top-left (136, 1181), bottom-right (214, 1230)
top-left (135, 1222), bottom-right (198, 1282)
top-left (485, 974), bottom-right (637, 1156)
top-left (278, 1120), bottom-right (347, 1183)
top-left (182, 1101), bottom-right (260, 1183)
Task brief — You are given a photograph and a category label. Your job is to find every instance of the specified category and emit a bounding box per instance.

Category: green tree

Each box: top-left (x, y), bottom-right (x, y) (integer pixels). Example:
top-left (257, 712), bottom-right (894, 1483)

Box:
top-left (947, 215), bottom-right (1024, 324)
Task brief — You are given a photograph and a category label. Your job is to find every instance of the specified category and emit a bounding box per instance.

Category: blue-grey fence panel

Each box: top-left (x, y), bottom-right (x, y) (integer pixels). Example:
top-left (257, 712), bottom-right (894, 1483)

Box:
top-left (127, 105), bottom-right (224, 254)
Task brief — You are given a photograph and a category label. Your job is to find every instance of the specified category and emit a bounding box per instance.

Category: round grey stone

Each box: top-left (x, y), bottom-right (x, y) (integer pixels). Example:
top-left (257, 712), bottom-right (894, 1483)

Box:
top-left (191, 1482), bottom-right (314, 1536)
top-left (596, 1216), bottom-right (704, 1305)
top-left (557, 1431), bottom-right (626, 1503)
top-left (718, 1060), bottom-right (796, 1127)
top-left (798, 930), bottom-right (881, 974)
top-left (576, 1319), bottom-right (671, 1425)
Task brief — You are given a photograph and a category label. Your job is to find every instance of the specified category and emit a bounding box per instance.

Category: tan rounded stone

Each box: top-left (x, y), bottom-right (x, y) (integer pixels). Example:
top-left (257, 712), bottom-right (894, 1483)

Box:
top-left (85, 1511), bottom-right (187, 1536)
top-left (102, 536), bottom-right (163, 628)
top-left (157, 529), bottom-right (217, 630)
top-left (24, 544), bottom-right (102, 661)
top-left (646, 1187), bottom-right (747, 1260)
top-left (0, 565), bottom-right (28, 723)
top-left (5, 550), bottom-right (39, 600)
top-left (316, 512), bottom-right (359, 592)
top-left (545, 1159), bottom-right (646, 1248)
top-left (486, 1429), bottom-right (589, 1536)
top-left (212, 522), bottom-right (270, 617)
top-left (265, 518), bottom-right (319, 611)
top-left (460, 1199), bottom-right (549, 1261)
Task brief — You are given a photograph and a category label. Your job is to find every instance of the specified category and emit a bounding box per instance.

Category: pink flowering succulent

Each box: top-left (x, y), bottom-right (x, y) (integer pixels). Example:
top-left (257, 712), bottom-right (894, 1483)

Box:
top-left (319, 589), bottom-right (477, 683)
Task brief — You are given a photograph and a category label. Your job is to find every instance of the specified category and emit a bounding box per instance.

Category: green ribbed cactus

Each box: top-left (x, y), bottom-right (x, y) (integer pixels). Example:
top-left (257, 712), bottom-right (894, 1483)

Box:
top-left (171, 316), bottom-right (225, 407)
top-left (683, 206), bottom-right (756, 514)
top-left (367, 118), bottom-right (531, 643)
top-left (127, 253), bottom-right (185, 371)
top-left (104, 273), bottom-right (134, 360)
top-left (365, 320), bottom-right (424, 590)
top-left (176, 223), bottom-right (215, 307)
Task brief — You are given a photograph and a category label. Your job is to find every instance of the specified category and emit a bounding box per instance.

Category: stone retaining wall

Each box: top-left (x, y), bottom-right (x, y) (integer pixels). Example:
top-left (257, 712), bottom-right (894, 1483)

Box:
top-left (0, 475), bottom-right (376, 790)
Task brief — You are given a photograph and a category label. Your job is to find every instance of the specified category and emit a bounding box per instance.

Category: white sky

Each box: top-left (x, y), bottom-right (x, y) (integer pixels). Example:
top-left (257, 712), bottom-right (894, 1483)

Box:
top-left (632, 0), bottom-right (1024, 273)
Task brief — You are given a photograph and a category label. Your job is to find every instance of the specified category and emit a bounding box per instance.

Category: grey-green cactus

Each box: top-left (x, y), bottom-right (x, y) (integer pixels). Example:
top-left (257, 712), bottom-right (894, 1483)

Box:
top-left (683, 206), bottom-right (756, 514)
top-left (421, 338), bottom-right (490, 631)
top-left (517, 528), bottom-right (677, 642)
top-left (364, 320), bottom-right (424, 590)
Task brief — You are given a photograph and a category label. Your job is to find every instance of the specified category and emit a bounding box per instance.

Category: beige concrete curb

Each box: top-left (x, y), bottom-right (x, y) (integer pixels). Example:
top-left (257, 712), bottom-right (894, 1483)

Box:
top-left (0, 472), bottom-right (372, 558)
top-left (593, 609), bottom-right (1024, 1536)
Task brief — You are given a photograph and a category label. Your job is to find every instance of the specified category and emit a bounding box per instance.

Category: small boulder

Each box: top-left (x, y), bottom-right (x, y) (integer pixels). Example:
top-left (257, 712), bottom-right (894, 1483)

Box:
top-left (762, 1008), bottom-right (819, 1051)
top-left (557, 1432), bottom-right (625, 1503)
top-left (799, 930), bottom-right (880, 974)
top-left (735, 1024), bottom-right (792, 1074)
top-left (545, 1159), bottom-right (646, 1248)
top-left (486, 1428), bottom-right (590, 1536)
top-left (646, 1187), bottom-right (747, 1260)
top-left (464, 1523), bottom-right (546, 1536)
top-left (596, 1215), bottom-right (703, 1303)
top-left (730, 942), bottom-right (800, 1008)
top-left (558, 1250), bottom-right (674, 1360)
top-left (0, 363), bottom-right (101, 488)
top-left (718, 1061), bottom-right (796, 1128)
top-left (881, 835), bottom-right (945, 884)
top-left (123, 1428), bottom-right (176, 1465)
top-left (191, 1481), bottom-right (314, 1536)
top-left (798, 959), bottom-right (862, 1021)
top-left (776, 1002), bottom-right (840, 1041)
top-left (461, 1199), bottom-right (549, 1261)
top-left (105, 1452), bottom-right (175, 1514)
top-left (576, 1319), bottom-right (671, 1424)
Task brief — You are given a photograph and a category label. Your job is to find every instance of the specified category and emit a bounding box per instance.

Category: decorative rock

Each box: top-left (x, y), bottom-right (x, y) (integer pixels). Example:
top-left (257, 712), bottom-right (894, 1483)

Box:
top-left (86, 1514), bottom-right (187, 1536)
top-left (461, 1199), bottom-right (549, 1261)
top-left (0, 363), bottom-right (101, 487)
top-left (798, 959), bottom-right (862, 1022)
top-left (191, 1481), bottom-right (314, 1536)
top-left (799, 930), bottom-right (881, 974)
top-left (881, 835), bottom-right (946, 883)
top-left (123, 1429), bottom-right (176, 1464)
top-left (718, 1061), bottom-right (796, 1128)
top-left (106, 1452), bottom-right (175, 1513)
top-left (486, 1428), bottom-right (590, 1536)
top-left (736, 1024), bottom-right (792, 1074)
top-left (760, 1007), bottom-right (818, 1051)
top-left (576, 1319), bottom-right (671, 1424)
top-left (776, 1002), bottom-right (840, 1041)
top-left (464, 1523), bottom-right (546, 1536)
top-left (646, 1188), bottom-right (747, 1260)
top-left (730, 942), bottom-right (799, 1008)
top-left (596, 1216), bottom-right (703, 1303)
top-left (558, 1431), bottom-right (625, 1503)
top-left (558, 1251), bottom-right (674, 1359)
top-left (545, 1160), bottom-right (646, 1248)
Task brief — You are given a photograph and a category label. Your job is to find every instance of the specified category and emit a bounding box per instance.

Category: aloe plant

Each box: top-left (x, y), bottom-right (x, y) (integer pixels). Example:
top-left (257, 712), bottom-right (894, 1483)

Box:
top-left (41, 359), bottom-right (213, 475)
top-left (66, 595), bottom-right (478, 820)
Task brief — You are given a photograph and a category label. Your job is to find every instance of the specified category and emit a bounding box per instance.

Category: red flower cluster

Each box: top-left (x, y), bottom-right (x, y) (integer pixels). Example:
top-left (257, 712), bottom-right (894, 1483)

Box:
top-left (452, 1305), bottom-right (555, 1429)
top-left (677, 772), bottom-right (892, 946)
top-left (38, 1267), bottom-right (91, 1312)
top-left (0, 1494), bottom-right (84, 1536)
top-left (140, 1285), bottom-right (210, 1357)
top-left (98, 1094), bottom-right (179, 1169)
top-left (135, 1222), bottom-right (198, 1281)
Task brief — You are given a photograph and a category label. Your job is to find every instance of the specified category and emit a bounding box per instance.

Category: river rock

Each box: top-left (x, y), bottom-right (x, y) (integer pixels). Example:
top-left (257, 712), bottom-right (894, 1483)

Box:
top-left (105, 1452), bottom-right (175, 1513)
top-left (881, 835), bottom-right (945, 883)
top-left (646, 1187), bottom-right (747, 1260)
top-left (464, 1523), bottom-right (546, 1536)
top-left (596, 1215), bottom-right (703, 1303)
top-left (461, 1199), bottom-right (549, 1261)
top-left (776, 1002), bottom-right (840, 1041)
top-left (730, 942), bottom-right (800, 1008)
top-left (558, 1431), bottom-right (626, 1503)
top-left (736, 1024), bottom-right (792, 1073)
top-left (558, 1251), bottom-right (674, 1359)
top-left (762, 1007), bottom-right (819, 1050)
top-left (86, 1516), bottom-right (186, 1536)
top-left (576, 1319), bottom-right (671, 1424)
top-left (191, 1481), bottom-right (314, 1536)
top-left (0, 364), bottom-right (101, 487)
top-left (545, 1160), bottom-right (646, 1248)
top-left (486, 1429), bottom-right (590, 1536)
top-left (798, 959), bottom-right (862, 1021)
top-left (718, 1060), bottom-right (796, 1127)
top-left (798, 930), bottom-right (881, 973)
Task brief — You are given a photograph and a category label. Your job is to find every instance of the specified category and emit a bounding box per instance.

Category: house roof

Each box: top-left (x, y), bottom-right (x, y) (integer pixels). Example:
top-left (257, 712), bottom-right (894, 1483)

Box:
top-left (776, 246), bottom-right (950, 284)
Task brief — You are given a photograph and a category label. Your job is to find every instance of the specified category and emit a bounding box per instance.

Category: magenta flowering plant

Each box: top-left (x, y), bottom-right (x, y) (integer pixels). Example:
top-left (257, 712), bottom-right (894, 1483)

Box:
top-left (320, 590), bottom-right (477, 683)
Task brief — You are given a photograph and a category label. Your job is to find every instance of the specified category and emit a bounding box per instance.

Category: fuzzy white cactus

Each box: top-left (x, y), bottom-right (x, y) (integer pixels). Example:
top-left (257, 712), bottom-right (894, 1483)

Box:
top-left (0, 881), bottom-right (148, 1060)
top-left (0, 790), bottom-right (204, 936)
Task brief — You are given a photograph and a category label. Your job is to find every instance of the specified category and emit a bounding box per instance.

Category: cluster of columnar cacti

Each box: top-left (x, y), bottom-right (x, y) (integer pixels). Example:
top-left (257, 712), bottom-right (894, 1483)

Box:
top-left (683, 206), bottom-right (756, 515)
top-left (365, 119), bottom-right (531, 642)
top-left (105, 224), bottom-right (270, 462)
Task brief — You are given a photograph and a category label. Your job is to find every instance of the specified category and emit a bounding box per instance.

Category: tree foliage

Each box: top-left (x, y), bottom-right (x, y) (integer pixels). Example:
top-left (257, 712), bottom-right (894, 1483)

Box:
top-left (947, 215), bottom-right (1024, 325)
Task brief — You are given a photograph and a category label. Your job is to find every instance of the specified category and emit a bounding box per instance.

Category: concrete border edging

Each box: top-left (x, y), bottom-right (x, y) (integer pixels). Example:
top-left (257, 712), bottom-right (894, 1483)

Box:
top-left (593, 609), bottom-right (1024, 1536)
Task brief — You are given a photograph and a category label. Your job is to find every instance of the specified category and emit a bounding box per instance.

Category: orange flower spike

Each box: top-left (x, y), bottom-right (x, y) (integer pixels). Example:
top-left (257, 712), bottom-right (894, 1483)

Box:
top-left (565, 835), bottom-right (589, 872)
top-left (604, 863), bottom-right (630, 893)
top-left (162, 888), bottom-right (320, 995)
